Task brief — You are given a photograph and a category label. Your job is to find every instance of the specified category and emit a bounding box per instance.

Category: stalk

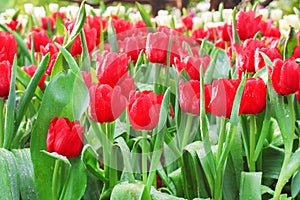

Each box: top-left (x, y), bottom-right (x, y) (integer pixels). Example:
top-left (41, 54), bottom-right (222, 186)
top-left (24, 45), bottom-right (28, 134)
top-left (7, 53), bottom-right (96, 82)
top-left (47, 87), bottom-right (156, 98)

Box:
top-left (181, 114), bottom-right (194, 150)
top-left (249, 115), bottom-right (257, 172)
top-left (142, 130), bottom-right (148, 184)
top-left (0, 98), bottom-right (4, 147)
top-left (52, 159), bottom-right (62, 200)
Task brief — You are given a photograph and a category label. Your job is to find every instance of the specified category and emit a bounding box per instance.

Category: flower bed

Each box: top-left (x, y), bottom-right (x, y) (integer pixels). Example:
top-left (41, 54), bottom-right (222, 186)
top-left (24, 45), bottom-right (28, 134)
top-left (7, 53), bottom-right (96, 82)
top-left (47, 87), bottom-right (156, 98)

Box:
top-left (0, 1), bottom-right (299, 200)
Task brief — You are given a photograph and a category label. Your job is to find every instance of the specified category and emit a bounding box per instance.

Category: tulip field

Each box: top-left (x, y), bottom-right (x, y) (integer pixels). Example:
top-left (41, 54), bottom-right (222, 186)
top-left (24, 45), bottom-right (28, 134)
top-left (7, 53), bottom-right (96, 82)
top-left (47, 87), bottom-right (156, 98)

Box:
top-left (0, 1), bottom-right (300, 199)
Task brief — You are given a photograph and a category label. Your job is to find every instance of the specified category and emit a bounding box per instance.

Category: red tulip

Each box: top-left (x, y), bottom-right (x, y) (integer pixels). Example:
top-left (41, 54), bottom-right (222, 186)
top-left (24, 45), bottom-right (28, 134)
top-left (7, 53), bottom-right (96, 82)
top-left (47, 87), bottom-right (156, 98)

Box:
top-left (70, 27), bottom-right (97, 56)
top-left (96, 51), bottom-right (130, 86)
top-left (0, 60), bottom-right (11, 99)
top-left (182, 16), bottom-right (193, 31)
top-left (128, 91), bottom-right (163, 130)
top-left (209, 78), bottom-right (240, 118)
top-left (236, 11), bottom-right (262, 40)
top-left (121, 36), bottom-right (146, 62)
top-left (40, 43), bottom-right (59, 75)
top-left (271, 58), bottom-right (300, 96)
top-left (216, 23), bottom-right (231, 42)
top-left (86, 16), bottom-right (107, 45)
top-left (178, 80), bottom-right (211, 115)
top-left (145, 31), bottom-right (180, 66)
top-left (174, 55), bottom-right (210, 80)
top-left (240, 78), bottom-right (266, 115)
top-left (292, 46), bottom-right (300, 59)
top-left (46, 117), bottom-right (83, 158)
top-left (0, 31), bottom-right (17, 65)
top-left (254, 47), bottom-right (282, 72)
top-left (89, 83), bottom-right (127, 123)
top-left (22, 65), bottom-right (46, 89)
top-left (28, 28), bottom-right (51, 52)
top-left (6, 19), bottom-right (22, 31)
top-left (192, 28), bottom-right (208, 43)
top-left (259, 21), bottom-right (281, 38)
top-left (41, 17), bottom-right (55, 31)
top-left (234, 39), bottom-right (265, 78)
top-left (112, 16), bottom-right (133, 35)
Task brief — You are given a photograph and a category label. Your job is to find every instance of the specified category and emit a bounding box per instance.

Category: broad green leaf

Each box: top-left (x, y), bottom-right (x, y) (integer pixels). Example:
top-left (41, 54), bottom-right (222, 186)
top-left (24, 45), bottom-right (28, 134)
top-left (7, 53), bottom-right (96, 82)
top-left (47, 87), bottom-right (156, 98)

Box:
top-left (283, 26), bottom-right (299, 60)
top-left (291, 170), bottom-right (300, 198)
top-left (81, 144), bottom-right (107, 182)
top-left (136, 2), bottom-right (155, 32)
top-left (262, 146), bottom-right (284, 179)
top-left (239, 172), bottom-right (262, 200)
top-left (283, 149), bottom-right (300, 185)
top-left (183, 141), bottom-right (211, 199)
top-left (111, 183), bottom-right (151, 200)
top-left (3, 56), bottom-right (17, 149)
top-left (150, 187), bottom-right (185, 200)
top-left (30, 70), bottom-right (89, 200)
top-left (15, 54), bottom-right (50, 132)
top-left (12, 149), bottom-right (38, 200)
top-left (169, 168), bottom-right (184, 197)
top-left (56, 16), bottom-right (65, 36)
top-left (41, 150), bottom-right (71, 166)
top-left (0, 148), bottom-right (19, 200)
top-left (59, 158), bottom-right (87, 200)
top-left (56, 44), bottom-right (80, 75)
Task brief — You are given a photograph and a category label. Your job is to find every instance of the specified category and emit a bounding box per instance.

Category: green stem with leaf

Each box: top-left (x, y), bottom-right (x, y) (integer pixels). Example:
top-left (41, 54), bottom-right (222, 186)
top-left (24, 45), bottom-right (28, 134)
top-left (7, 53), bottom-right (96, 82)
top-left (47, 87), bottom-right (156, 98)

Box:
top-left (52, 159), bottom-right (62, 200)
top-left (142, 130), bottom-right (148, 184)
top-left (249, 115), bottom-right (257, 172)
top-left (181, 114), bottom-right (194, 150)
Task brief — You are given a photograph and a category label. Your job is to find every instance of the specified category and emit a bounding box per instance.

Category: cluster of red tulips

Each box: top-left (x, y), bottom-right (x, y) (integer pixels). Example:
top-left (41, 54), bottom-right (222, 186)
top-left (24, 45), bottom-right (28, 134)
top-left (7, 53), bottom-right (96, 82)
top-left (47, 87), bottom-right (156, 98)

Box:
top-left (0, 1), bottom-right (300, 200)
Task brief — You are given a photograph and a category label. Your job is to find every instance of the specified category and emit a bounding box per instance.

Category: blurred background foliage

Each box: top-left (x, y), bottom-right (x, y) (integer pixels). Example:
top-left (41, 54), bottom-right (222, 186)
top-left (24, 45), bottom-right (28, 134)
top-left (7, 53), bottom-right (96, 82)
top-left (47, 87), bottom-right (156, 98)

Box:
top-left (0, 0), bottom-right (299, 14)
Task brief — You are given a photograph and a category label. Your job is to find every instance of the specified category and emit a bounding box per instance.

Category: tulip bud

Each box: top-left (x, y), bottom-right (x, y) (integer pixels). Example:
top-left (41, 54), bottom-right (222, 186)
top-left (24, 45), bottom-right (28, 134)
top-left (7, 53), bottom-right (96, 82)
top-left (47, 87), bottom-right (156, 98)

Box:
top-left (24, 3), bottom-right (34, 15)
top-left (270, 9), bottom-right (283, 21)
top-left (258, 9), bottom-right (269, 21)
top-left (46, 118), bottom-right (83, 158)
top-left (49, 3), bottom-right (59, 13)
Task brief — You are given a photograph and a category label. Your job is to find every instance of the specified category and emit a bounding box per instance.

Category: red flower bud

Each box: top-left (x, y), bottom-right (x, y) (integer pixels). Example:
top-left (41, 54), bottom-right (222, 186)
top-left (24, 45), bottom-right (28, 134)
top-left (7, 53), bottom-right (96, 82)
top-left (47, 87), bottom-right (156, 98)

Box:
top-left (128, 91), bottom-right (163, 130)
top-left (236, 11), bottom-right (262, 40)
top-left (28, 28), bottom-right (51, 52)
top-left (89, 83), bottom-right (127, 123)
top-left (46, 117), bottom-right (83, 158)
top-left (0, 60), bottom-right (12, 99)
top-left (182, 16), bottom-right (193, 31)
top-left (209, 78), bottom-right (240, 118)
top-left (22, 65), bottom-right (46, 89)
top-left (240, 78), bottom-right (267, 115)
top-left (0, 31), bottom-right (17, 65)
top-left (271, 58), bottom-right (300, 96)
top-left (178, 80), bottom-right (211, 115)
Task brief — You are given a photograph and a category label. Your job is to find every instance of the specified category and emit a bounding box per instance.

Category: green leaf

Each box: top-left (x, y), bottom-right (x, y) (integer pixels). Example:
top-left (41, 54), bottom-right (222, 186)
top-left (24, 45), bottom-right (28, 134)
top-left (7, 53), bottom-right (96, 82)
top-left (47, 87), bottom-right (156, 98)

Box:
top-left (169, 168), bottom-right (184, 197)
top-left (81, 145), bottom-right (107, 182)
top-left (108, 18), bottom-right (118, 52)
top-left (41, 150), bottom-right (71, 166)
top-left (182, 141), bottom-right (212, 199)
top-left (80, 29), bottom-right (91, 72)
top-left (262, 146), bottom-right (284, 179)
top-left (30, 70), bottom-right (89, 200)
top-left (0, 24), bottom-right (32, 63)
top-left (50, 53), bottom-right (63, 80)
top-left (56, 43), bottom-right (80, 74)
top-left (65, 1), bottom-right (86, 49)
top-left (111, 183), bottom-right (151, 200)
top-left (12, 149), bottom-right (38, 200)
top-left (16, 63), bottom-right (43, 100)
top-left (291, 170), bottom-right (300, 198)
top-left (59, 158), bottom-right (87, 200)
top-left (283, 149), bottom-right (300, 186)
top-left (136, 2), bottom-right (155, 32)
top-left (150, 187), bottom-right (185, 200)
top-left (283, 26), bottom-right (299, 60)
top-left (3, 56), bottom-right (17, 149)
top-left (239, 172), bottom-right (262, 200)
top-left (15, 54), bottom-right (50, 132)
top-left (56, 16), bottom-right (65, 36)
top-left (146, 89), bottom-right (170, 188)
top-left (0, 148), bottom-right (20, 199)
top-left (231, 8), bottom-right (241, 45)
top-left (259, 52), bottom-right (274, 68)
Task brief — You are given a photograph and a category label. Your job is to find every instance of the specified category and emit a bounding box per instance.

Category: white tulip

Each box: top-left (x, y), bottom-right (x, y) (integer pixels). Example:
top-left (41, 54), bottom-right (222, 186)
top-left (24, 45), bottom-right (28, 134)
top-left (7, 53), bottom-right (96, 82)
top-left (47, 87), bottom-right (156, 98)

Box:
top-left (202, 11), bottom-right (213, 23)
top-left (258, 9), bottom-right (269, 20)
top-left (5, 9), bottom-right (16, 18)
top-left (34, 6), bottom-right (46, 19)
top-left (213, 11), bottom-right (221, 22)
top-left (24, 3), bottom-right (34, 15)
top-left (222, 9), bottom-right (233, 23)
top-left (283, 14), bottom-right (300, 30)
top-left (192, 17), bottom-right (203, 30)
top-left (158, 10), bottom-right (169, 16)
top-left (49, 3), bottom-right (59, 13)
top-left (270, 9), bottom-right (283, 21)
top-left (155, 15), bottom-right (171, 27)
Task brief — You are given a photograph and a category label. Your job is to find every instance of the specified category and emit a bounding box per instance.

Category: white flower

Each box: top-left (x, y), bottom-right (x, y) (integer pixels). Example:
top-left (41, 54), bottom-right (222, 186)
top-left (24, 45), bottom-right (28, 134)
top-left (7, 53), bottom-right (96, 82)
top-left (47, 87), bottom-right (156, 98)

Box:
top-left (213, 11), bottom-right (221, 22)
top-left (5, 9), bottom-right (16, 18)
top-left (34, 6), bottom-right (46, 19)
top-left (205, 21), bottom-right (225, 29)
top-left (155, 15), bottom-right (171, 27)
top-left (202, 11), bottom-right (213, 23)
top-left (196, 0), bottom-right (210, 12)
top-left (192, 17), bottom-right (203, 29)
top-left (85, 4), bottom-right (93, 15)
top-left (222, 9), bottom-right (233, 23)
top-left (158, 10), bottom-right (169, 16)
top-left (283, 14), bottom-right (300, 30)
top-left (270, 9), bottom-right (283, 21)
top-left (49, 3), bottom-right (59, 13)
top-left (59, 6), bottom-right (66, 13)
top-left (93, 8), bottom-right (101, 16)
top-left (24, 3), bottom-right (34, 15)
top-left (66, 5), bottom-right (79, 19)
top-left (258, 9), bottom-right (269, 20)
top-left (104, 6), bottom-right (126, 17)
top-left (128, 12), bottom-right (142, 23)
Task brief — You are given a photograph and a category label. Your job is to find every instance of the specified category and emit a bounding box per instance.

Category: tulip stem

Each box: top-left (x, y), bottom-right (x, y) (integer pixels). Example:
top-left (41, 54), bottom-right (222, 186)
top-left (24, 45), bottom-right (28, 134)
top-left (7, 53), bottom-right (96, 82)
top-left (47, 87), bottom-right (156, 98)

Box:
top-left (142, 130), bottom-right (148, 184)
top-left (0, 98), bottom-right (4, 148)
top-left (154, 64), bottom-right (161, 94)
top-left (216, 117), bottom-right (226, 164)
top-left (52, 159), bottom-right (62, 200)
top-left (181, 114), bottom-right (194, 150)
top-left (249, 115), bottom-right (257, 172)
